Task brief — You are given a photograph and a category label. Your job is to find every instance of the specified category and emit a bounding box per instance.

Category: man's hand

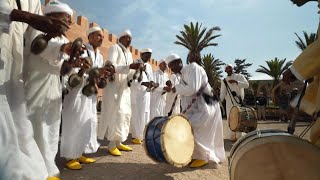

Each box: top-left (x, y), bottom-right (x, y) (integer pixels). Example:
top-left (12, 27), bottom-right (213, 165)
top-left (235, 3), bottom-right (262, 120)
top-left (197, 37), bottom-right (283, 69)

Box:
top-left (130, 62), bottom-right (143, 70)
top-left (141, 82), bottom-right (151, 87)
top-left (10, 9), bottom-right (70, 37)
top-left (282, 69), bottom-right (297, 84)
top-left (228, 79), bottom-right (238, 84)
top-left (163, 86), bottom-right (172, 92)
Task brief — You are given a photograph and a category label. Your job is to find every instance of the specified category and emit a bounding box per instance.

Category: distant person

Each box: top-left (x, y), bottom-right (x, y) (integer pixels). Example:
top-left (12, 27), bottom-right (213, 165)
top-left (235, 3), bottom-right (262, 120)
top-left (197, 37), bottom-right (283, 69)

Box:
top-left (256, 92), bottom-right (267, 121)
top-left (220, 64), bottom-right (249, 141)
top-left (244, 89), bottom-right (255, 107)
top-left (290, 88), bottom-right (299, 100)
top-left (278, 89), bottom-right (289, 122)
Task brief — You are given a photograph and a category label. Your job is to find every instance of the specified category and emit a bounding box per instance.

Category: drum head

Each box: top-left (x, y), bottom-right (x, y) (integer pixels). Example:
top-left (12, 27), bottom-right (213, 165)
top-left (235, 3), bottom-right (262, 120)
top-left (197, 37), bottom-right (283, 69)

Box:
top-left (229, 106), bottom-right (240, 131)
top-left (230, 132), bottom-right (320, 180)
top-left (160, 115), bottom-right (194, 167)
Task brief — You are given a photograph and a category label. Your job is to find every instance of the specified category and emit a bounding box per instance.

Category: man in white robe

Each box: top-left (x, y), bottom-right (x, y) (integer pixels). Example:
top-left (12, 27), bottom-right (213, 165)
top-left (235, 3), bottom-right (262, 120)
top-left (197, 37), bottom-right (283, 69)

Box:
top-left (98, 30), bottom-right (141, 156)
top-left (150, 59), bottom-right (169, 120)
top-left (130, 48), bottom-right (154, 144)
top-left (220, 64), bottom-right (249, 141)
top-left (166, 53), bottom-right (226, 168)
top-left (24, 1), bottom-right (74, 178)
top-left (0, 1), bottom-right (70, 179)
top-left (164, 73), bottom-right (181, 115)
top-left (60, 26), bottom-right (104, 170)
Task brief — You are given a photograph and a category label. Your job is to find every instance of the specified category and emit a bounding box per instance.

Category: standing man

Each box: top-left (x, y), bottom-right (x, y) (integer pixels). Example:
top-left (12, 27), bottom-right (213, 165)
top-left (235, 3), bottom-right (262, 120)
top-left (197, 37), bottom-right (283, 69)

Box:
top-left (164, 73), bottom-right (181, 116)
top-left (24, 1), bottom-right (74, 178)
top-left (130, 48), bottom-right (154, 144)
top-left (283, 0), bottom-right (320, 147)
top-left (60, 26), bottom-right (104, 170)
top-left (256, 92), bottom-right (267, 121)
top-left (166, 53), bottom-right (225, 168)
top-left (150, 59), bottom-right (169, 120)
top-left (0, 1), bottom-right (70, 180)
top-left (98, 30), bottom-right (141, 156)
top-left (220, 64), bottom-right (249, 141)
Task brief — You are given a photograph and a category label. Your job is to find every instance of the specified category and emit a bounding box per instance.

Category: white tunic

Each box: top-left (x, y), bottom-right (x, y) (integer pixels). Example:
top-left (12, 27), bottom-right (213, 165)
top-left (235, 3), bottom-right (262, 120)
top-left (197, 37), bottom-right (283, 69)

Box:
top-left (130, 60), bottom-right (153, 140)
top-left (175, 62), bottom-right (226, 163)
top-left (220, 73), bottom-right (249, 139)
top-left (24, 35), bottom-right (68, 176)
top-left (60, 43), bottom-right (103, 159)
top-left (0, 1), bottom-right (62, 179)
top-left (98, 43), bottom-right (133, 141)
top-left (164, 74), bottom-right (181, 115)
top-left (150, 69), bottom-right (168, 120)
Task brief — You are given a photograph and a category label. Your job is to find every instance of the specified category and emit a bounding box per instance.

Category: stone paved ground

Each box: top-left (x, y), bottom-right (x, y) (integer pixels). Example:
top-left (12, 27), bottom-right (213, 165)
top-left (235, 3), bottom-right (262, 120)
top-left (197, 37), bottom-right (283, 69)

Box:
top-left (57, 119), bottom-right (311, 180)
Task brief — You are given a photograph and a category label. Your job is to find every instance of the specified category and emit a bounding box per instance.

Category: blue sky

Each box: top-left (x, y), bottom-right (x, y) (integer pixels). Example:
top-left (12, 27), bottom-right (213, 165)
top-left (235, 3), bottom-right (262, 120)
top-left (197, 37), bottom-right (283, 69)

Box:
top-left (50, 0), bottom-right (318, 80)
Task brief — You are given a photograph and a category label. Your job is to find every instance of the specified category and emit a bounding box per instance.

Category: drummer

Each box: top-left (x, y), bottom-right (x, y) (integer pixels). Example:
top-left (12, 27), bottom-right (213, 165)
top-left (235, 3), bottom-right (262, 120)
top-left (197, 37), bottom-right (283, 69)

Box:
top-left (165, 53), bottom-right (226, 168)
top-left (283, 0), bottom-right (320, 147)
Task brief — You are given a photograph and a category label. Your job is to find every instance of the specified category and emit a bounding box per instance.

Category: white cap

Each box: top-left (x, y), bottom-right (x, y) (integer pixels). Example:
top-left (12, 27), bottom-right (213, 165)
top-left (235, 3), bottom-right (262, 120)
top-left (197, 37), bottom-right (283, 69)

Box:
top-left (165, 53), bottom-right (180, 64)
top-left (119, 29), bottom-right (132, 39)
top-left (87, 26), bottom-right (102, 36)
top-left (225, 63), bottom-right (233, 70)
top-left (158, 58), bottom-right (165, 64)
top-left (141, 48), bottom-right (152, 54)
top-left (44, 0), bottom-right (73, 16)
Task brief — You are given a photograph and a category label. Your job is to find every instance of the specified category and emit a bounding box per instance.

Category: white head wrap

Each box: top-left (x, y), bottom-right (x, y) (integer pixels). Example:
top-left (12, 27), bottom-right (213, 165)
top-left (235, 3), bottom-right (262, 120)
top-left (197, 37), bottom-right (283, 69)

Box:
top-left (141, 48), bottom-right (152, 54)
top-left (165, 53), bottom-right (180, 64)
top-left (119, 29), bottom-right (132, 39)
top-left (225, 63), bottom-right (233, 70)
top-left (87, 26), bottom-right (102, 36)
top-left (44, 0), bottom-right (73, 16)
top-left (158, 58), bottom-right (165, 64)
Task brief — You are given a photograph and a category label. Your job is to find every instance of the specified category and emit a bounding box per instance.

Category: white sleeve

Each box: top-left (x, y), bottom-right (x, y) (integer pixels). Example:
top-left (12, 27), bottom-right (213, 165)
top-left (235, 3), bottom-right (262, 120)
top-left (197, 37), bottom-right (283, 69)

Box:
top-left (237, 74), bottom-right (249, 89)
top-left (220, 79), bottom-right (227, 101)
top-left (0, 2), bottom-right (13, 33)
top-left (108, 45), bottom-right (130, 74)
top-left (175, 68), bottom-right (198, 96)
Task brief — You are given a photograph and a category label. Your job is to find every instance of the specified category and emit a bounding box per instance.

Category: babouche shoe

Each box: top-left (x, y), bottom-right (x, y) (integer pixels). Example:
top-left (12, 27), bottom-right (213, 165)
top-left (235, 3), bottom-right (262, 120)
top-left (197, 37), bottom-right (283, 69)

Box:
top-left (47, 176), bottom-right (61, 180)
top-left (189, 159), bottom-right (208, 168)
top-left (109, 147), bottom-right (122, 156)
top-left (117, 143), bottom-right (133, 151)
top-left (78, 155), bottom-right (96, 164)
top-left (65, 159), bottom-right (82, 170)
top-left (131, 138), bottom-right (142, 144)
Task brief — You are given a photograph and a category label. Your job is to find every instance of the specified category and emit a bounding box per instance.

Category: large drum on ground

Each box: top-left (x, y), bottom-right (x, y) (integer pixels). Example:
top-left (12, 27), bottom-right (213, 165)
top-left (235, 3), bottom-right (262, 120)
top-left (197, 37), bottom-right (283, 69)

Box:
top-left (229, 106), bottom-right (257, 133)
top-left (229, 129), bottom-right (320, 180)
top-left (143, 115), bottom-right (194, 167)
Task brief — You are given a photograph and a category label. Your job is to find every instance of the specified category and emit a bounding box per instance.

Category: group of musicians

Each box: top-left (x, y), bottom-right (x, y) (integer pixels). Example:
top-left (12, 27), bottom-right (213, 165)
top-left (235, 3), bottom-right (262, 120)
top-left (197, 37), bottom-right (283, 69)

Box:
top-left (1, 0), bottom-right (320, 179)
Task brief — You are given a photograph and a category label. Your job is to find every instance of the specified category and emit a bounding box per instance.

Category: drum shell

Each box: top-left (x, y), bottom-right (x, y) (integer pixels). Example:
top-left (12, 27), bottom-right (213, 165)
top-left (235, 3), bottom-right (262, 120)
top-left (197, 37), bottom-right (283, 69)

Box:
top-left (228, 106), bottom-right (257, 133)
top-left (143, 115), bottom-right (194, 167)
top-left (229, 129), bottom-right (320, 180)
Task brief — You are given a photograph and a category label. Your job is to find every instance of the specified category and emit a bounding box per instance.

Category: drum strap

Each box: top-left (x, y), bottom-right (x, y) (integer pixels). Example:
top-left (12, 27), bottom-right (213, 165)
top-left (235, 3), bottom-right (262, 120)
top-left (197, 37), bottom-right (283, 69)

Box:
top-left (181, 83), bottom-right (208, 114)
top-left (223, 79), bottom-right (244, 106)
top-left (168, 95), bottom-right (178, 116)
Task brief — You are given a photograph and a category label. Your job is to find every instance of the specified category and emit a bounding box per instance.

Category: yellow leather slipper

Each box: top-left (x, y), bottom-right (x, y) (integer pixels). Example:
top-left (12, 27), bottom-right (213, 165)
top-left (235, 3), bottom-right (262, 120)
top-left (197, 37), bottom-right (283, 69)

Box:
top-left (78, 155), bottom-right (96, 164)
top-left (109, 147), bottom-right (122, 156)
top-left (65, 159), bottom-right (82, 170)
top-left (189, 159), bottom-right (208, 168)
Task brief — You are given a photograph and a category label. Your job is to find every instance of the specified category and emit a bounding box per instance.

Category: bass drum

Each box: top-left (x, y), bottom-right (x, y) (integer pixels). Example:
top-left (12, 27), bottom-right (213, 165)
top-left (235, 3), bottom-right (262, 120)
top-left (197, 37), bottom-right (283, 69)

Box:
top-left (229, 129), bottom-right (320, 180)
top-left (143, 115), bottom-right (194, 167)
top-left (229, 106), bottom-right (257, 133)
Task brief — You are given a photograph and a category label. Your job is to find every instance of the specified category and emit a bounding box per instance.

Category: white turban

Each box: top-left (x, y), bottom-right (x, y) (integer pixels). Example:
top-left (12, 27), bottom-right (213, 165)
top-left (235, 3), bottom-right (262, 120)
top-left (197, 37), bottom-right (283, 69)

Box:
top-left (141, 48), bottom-right (152, 54)
top-left (225, 63), bottom-right (233, 70)
top-left (87, 26), bottom-right (102, 36)
top-left (119, 29), bottom-right (132, 39)
top-left (44, 0), bottom-right (73, 16)
top-left (165, 53), bottom-right (180, 64)
top-left (158, 58), bottom-right (165, 64)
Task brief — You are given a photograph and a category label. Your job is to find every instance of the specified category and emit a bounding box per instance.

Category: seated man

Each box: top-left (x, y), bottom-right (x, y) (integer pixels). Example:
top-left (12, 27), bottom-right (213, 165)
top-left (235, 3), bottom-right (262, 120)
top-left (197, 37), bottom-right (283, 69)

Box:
top-left (165, 53), bottom-right (226, 168)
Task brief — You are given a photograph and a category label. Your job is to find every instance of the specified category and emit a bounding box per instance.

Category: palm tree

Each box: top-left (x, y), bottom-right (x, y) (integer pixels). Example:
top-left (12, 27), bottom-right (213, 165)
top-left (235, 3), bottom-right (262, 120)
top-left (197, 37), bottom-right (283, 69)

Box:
top-left (175, 22), bottom-right (221, 64)
top-left (295, 31), bottom-right (317, 51)
top-left (201, 54), bottom-right (223, 89)
top-left (256, 57), bottom-right (292, 87)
